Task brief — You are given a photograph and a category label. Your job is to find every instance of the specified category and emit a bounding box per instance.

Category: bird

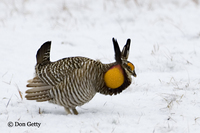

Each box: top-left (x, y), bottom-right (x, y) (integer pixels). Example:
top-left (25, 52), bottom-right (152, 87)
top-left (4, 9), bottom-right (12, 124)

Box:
top-left (25, 38), bottom-right (137, 115)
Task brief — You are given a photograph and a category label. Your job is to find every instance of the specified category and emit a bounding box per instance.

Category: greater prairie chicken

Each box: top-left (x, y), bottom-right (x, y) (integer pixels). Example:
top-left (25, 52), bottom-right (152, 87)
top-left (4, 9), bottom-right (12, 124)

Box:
top-left (25, 38), bottom-right (136, 115)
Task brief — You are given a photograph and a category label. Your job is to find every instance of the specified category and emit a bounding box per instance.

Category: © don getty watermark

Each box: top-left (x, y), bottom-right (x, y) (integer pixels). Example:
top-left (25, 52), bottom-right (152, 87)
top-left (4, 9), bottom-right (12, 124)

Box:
top-left (7, 121), bottom-right (41, 128)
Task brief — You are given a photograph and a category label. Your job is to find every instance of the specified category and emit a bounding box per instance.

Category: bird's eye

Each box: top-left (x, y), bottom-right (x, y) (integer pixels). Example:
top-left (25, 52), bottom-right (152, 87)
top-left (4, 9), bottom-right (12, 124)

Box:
top-left (127, 62), bottom-right (135, 71)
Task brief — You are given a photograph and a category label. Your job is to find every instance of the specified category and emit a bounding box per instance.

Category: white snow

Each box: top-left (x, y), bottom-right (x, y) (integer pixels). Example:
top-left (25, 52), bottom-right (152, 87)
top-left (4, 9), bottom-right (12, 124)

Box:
top-left (0, 0), bottom-right (200, 132)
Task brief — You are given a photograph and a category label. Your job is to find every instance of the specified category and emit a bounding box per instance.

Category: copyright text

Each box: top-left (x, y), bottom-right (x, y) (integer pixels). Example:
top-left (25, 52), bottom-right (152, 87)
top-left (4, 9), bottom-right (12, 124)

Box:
top-left (7, 121), bottom-right (41, 128)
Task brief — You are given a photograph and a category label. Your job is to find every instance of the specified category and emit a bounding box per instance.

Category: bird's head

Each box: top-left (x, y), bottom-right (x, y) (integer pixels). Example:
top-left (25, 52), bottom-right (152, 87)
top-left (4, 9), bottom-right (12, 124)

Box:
top-left (103, 38), bottom-right (136, 94)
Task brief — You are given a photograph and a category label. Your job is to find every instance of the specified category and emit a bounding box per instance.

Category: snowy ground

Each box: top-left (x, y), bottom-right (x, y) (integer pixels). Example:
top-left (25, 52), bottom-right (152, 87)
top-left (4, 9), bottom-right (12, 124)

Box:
top-left (0, 0), bottom-right (200, 132)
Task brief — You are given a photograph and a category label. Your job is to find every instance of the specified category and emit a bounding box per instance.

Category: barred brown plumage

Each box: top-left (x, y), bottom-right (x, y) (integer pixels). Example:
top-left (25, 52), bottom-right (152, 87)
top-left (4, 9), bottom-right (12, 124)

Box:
top-left (25, 38), bottom-right (137, 115)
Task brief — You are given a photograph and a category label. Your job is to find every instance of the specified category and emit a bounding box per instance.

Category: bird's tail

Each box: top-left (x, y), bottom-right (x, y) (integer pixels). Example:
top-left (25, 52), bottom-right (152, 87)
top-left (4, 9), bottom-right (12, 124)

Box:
top-left (25, 77), bottom-right (52, 102)
top-left (36, 41), bottom-right (51, 65)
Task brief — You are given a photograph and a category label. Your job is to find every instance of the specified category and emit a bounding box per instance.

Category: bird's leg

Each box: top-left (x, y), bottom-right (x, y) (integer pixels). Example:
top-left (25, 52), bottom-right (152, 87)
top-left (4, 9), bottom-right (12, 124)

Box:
top-left (64, 107), bottom-right (72, 115)
top-left (72, 108), bottom-right (78, 115)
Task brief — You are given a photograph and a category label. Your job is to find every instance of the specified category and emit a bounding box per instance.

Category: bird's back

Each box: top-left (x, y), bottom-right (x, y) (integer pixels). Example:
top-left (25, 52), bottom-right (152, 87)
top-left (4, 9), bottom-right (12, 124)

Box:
top-left (35, 56), bottom-right (92, 86)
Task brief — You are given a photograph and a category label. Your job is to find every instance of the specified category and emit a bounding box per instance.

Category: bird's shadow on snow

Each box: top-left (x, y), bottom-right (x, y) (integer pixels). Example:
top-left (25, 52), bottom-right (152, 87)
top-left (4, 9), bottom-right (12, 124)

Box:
top-left (38, 106), bottom-right (101, 116)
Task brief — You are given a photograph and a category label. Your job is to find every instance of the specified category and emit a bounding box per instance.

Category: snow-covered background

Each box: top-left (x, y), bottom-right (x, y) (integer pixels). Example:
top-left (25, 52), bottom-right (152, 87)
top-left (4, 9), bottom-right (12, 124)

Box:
top-left (0, 0), bottom-right (200, 132)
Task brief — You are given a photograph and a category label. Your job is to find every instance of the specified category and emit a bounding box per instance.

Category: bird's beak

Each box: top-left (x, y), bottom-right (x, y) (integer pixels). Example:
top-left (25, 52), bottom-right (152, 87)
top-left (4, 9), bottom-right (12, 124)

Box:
top-left (132, 70), bottom-right (137, 77)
